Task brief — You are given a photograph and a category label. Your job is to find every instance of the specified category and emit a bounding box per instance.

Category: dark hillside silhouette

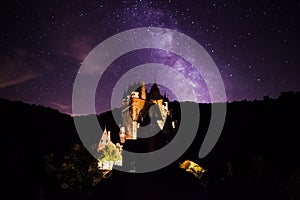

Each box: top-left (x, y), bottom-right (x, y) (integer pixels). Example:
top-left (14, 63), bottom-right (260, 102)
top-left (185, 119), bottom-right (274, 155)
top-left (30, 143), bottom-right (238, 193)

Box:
top-left (1, 91), bottom-right (300, 199)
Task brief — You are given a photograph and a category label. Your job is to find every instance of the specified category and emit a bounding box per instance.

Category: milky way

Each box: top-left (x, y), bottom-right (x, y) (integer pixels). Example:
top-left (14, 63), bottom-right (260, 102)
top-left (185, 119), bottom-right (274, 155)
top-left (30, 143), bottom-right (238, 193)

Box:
top-left (0, 0), bottom-right (299, 114)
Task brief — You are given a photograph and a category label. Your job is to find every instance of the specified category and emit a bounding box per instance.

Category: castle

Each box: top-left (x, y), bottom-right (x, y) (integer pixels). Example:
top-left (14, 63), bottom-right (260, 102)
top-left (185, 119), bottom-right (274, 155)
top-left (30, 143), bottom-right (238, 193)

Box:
top-left (120, 81), bottom-right (170, 141)
top-left (97, 81), bottom-right (172, 170)
top-left (97, 127), bottom-right (122, 170)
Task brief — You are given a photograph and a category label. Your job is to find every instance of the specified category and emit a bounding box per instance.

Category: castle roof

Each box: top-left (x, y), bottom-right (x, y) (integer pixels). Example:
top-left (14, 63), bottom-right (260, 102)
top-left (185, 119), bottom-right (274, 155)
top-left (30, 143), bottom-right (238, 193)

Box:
top-left (125, 82), bottom-right (142, 95)
top-left (122, 89), bottom-right (127, 99)
top-left (149, 83), bottom-right (163, 100)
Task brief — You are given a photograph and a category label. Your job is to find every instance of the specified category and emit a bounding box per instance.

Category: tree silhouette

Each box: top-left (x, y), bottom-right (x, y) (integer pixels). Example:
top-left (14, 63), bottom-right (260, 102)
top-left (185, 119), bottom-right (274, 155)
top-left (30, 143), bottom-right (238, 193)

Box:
top-left (45, 144), bottom-right (104, 191)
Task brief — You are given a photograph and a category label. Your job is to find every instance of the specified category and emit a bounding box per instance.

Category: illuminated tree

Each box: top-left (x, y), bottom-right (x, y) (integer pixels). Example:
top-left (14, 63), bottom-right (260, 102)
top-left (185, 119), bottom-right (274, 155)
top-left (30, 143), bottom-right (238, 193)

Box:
top-left (98, 141), bottom-right (122, 164)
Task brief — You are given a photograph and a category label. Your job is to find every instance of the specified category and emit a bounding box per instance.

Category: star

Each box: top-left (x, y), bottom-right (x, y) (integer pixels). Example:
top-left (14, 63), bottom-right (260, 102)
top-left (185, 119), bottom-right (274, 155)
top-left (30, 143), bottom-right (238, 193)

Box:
top-left (0, 0), bottom-right (299, 114)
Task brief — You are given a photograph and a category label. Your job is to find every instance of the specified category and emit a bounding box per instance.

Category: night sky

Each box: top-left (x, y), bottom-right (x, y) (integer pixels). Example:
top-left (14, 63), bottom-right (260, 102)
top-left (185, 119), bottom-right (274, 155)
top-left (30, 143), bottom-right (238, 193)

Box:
top-left (0, 0), bottom-right (299, 114)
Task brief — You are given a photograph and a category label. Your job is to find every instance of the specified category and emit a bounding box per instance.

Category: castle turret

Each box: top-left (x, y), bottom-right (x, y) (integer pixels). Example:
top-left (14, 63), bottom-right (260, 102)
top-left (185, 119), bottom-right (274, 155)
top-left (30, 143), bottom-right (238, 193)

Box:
top-left (122, 89), bottom-right (127, 100)
top-left (97, 127), bottom-right (111, 151)
top-left (149, 83), bottom-right (163, 100)
top-left (121, 82), bottom-right (170, 141)
top-left (140, 81), bottom-right (147, 100)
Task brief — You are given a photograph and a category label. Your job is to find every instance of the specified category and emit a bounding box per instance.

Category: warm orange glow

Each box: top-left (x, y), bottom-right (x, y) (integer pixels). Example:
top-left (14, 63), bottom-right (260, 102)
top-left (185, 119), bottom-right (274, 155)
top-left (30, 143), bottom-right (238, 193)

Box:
top-left (179, 160), bottom-right (206, 179)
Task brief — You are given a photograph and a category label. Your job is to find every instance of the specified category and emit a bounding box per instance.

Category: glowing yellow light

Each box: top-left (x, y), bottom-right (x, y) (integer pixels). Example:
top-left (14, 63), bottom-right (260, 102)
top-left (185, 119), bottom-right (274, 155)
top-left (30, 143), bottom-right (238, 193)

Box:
top-left (179, 160), bottom-right (206, 179)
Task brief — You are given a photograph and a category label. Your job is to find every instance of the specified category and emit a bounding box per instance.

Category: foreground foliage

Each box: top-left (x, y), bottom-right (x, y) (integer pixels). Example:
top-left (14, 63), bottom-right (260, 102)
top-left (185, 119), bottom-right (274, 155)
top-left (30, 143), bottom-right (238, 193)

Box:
top-left (45, 144), bottom-right (105, 191)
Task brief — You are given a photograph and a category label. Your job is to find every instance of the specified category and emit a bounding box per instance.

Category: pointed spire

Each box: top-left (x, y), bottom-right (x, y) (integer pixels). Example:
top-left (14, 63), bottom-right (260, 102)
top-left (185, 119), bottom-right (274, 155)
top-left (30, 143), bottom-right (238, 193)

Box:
top-left (102, 126), bottom-right (110, 141)
top-left (122, 89), bottom-right (127, 99)
top-left (149, 83), bottom-right (163, 100)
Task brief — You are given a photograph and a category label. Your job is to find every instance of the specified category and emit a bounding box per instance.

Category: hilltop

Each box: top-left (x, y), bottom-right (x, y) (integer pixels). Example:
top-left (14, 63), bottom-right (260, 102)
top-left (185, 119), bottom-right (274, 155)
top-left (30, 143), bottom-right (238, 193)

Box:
top-left (1, 91), bottom-right (300, 199)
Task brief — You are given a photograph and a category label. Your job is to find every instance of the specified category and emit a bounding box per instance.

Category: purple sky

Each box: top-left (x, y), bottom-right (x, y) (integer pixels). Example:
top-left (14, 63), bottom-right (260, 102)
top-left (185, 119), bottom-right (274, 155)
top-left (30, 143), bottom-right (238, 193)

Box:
top-left (0, 0), bottom-right (299, 114)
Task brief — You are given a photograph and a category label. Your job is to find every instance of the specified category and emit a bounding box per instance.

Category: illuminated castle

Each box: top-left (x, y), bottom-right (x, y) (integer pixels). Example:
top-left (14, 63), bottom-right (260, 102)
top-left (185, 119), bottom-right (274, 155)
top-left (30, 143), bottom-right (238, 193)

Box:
top-left (97, 127), bottom-right (123, 170)
top-left (97, 82), bottom-right (174, 170)
top-left (120, 81), bottom-right (170, 142)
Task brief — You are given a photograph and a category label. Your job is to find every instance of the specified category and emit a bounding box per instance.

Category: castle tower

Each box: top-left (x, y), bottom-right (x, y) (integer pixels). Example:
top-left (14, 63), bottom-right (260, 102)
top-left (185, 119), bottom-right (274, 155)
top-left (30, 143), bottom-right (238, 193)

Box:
top-left (140, 81), bottom-right (147, 100)
top-left (97, 127), bottom-right (111, 151)
top-left (149, 83), bottom-right (163, 100)
top-left (120, 82), bottom-right (171, 141)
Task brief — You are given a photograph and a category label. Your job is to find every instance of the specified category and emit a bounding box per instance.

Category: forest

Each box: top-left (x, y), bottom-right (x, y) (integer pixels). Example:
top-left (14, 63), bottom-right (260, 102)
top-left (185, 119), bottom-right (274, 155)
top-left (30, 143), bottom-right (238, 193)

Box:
top-left (1, 91), bottom-right (300, 200)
